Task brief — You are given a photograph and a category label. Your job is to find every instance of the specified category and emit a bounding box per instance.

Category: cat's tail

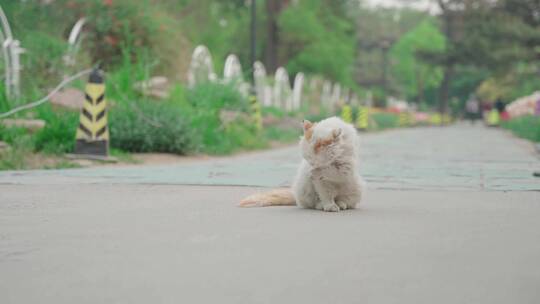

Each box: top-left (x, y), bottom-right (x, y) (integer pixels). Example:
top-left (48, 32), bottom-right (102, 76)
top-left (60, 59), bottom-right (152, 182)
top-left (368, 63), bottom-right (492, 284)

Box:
top-left (238, 188), bottom-right (296, 207)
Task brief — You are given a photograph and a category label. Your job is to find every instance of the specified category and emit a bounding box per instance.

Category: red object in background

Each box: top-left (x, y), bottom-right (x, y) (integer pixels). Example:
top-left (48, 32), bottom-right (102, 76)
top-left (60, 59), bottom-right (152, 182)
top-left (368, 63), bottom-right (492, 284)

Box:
top-left (501, 111), bottom-right (510, 121)
top-left (386, 107), bottom-right (401, 113)
top-left (103, 0), bottom-right (113, 6)
top-left (415, 112), bottom-right (430, 122)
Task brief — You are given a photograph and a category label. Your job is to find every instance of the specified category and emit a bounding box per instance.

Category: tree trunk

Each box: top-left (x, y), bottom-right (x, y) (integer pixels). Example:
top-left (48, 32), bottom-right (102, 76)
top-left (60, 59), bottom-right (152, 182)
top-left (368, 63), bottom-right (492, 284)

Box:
top-left (438, 65), bottom-right (454, 120)
top-left (437, 0), bottom-right (455, 123)
top-left (416, 68), bottom-right (424, 105)
top-left (265, 0), bottom-right (282, 73)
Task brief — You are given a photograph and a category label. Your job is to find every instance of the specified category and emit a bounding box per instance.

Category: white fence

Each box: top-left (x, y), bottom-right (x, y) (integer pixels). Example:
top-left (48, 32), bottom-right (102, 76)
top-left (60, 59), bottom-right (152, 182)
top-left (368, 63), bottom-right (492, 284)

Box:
top-left (187, 44), bottom-right (359, 112)
top-left (0, 12), bottom-right (357, 112)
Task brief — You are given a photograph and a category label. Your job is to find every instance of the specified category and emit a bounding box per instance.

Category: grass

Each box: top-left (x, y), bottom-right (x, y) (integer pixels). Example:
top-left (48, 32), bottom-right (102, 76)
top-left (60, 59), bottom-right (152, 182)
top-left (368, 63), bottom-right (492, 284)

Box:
top-left (501, 115), bottom-right (540, 142)
top-left (263, 125), bottom-right (301, 143)
top-left (109, 98), bottom-right (198, 154)
top-left (0, 134), bottom-right (34, 170)
top-left (369, 112), bottom-right (400, 131)
top-left (110, 148), bottom-right (139, 164)
top-left (33, 107), bottom-right (80, 154)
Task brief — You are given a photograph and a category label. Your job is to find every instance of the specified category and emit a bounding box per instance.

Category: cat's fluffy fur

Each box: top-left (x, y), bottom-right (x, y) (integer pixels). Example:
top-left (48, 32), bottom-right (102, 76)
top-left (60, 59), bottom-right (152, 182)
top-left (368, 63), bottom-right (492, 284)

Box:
top-left (239, 116), bottom-right (363, 212)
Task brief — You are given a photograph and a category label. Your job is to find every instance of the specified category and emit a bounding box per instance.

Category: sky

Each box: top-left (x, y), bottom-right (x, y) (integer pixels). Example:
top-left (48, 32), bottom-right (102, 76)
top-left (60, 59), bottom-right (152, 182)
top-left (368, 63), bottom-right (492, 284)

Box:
top-left (363, 0), bottom-right (439, 13)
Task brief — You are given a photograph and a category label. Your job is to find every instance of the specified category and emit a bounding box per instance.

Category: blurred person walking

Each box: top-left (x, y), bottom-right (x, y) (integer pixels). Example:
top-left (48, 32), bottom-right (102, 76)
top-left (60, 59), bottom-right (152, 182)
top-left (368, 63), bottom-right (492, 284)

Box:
top-left (465, 95), bottom-right (480, 124)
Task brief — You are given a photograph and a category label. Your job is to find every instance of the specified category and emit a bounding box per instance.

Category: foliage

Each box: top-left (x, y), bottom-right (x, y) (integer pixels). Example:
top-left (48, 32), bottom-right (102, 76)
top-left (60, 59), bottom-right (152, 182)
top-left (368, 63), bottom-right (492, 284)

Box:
top-left (278, 0), bottom-right (356, 86)
top-left (53, 0), bottom-right (190, 74)
top-left (263, 125), bottom-right (301, 143)
top-left (33, 108), bottom-right (79, 154)
top-left (501, 115), bottom-right (540, 142)
top-left (390, 19), bottom-right (446, 103)
top-left (476, 65), bottom-right (540, 102)
top-left (0, 124), bottom-right (79, 170)
top-left (0, 105), bottom-right (79, 156)
top-left (369, 112), bottom-right (400, 131)
top-left (0, 138), bottom-right (33, 171)
top-left (183, 82), bottom-right (265, 154)
top-left (176, 0), bottom-right (253, 73)
top-left (109, 99), bottom-right (198, 154)
top-left (419, 0), bottom-right (540, 111)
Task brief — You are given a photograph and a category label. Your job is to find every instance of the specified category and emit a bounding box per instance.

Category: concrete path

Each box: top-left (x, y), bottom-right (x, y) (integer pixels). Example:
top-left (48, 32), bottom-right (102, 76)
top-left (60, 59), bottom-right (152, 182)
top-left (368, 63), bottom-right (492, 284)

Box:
top-left (1, 124), bottom-right (539, 304)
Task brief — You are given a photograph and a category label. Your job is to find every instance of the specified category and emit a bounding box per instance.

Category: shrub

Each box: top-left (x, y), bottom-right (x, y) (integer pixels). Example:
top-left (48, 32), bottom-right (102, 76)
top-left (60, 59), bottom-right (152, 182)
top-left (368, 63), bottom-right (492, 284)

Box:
top-left (263, 125), bottom-right (301, 143)
top-left (184, 82), bottom-right (263, 154)
top-left (186, 82), bottom-right (248, 112)
top-left (501, 115), bottom-right (540, 142)
top-left (34, 108), bottom-right (79, 154)
top-left (370, 112), bottom-right (400, 130)
top-left (109, 99), bottom-right (198, 154)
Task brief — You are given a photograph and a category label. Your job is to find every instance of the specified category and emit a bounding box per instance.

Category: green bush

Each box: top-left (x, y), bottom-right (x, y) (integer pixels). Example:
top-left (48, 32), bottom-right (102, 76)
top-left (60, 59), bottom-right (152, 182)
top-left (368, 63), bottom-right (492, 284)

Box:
top-left (109, 99), bottom-right (198, 154)
top-left (34, 108), bottom-right (79, 154)
top-left (501, 115), bottom-right (540, 142)
top-left (186, 82), bottom-right (248, 112)
top-left (0, 125), bottom-right (28, 144)
top-left (0, 125), bottom-right (35, 170)
top-left (370, 112), bottom-right (400, 131)
top-left (261, 106), bottom-right (287, 119)
top-left (184, 82), bottom-right (264, 154)
top-left (263, 125), bottom-right (301, 143)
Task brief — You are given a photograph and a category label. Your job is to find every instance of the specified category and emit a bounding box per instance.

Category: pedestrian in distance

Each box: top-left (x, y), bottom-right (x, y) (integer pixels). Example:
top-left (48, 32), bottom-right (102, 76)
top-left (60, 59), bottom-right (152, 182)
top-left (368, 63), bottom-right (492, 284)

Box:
top-left (465, 95), bottom-right (480, 124)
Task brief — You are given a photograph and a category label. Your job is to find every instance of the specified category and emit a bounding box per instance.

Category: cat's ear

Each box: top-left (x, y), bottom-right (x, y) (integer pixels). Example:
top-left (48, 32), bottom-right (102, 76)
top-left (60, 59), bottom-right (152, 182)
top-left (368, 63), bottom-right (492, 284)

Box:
top-left (303, 120), bottom-right (313, 131)
top-left (332, 128), bottom-right (342, 140)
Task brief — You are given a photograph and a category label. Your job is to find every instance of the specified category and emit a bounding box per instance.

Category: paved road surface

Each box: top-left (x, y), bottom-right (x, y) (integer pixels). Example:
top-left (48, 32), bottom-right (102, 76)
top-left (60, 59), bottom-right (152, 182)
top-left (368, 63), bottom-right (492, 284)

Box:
top-left (1, 124), bottom-right (539, 303)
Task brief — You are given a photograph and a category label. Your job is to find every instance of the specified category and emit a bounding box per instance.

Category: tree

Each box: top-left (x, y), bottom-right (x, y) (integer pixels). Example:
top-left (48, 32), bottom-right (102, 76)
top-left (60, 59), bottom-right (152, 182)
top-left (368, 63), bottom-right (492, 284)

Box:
top-left (277, 0), bottom-right (356, 85)
top-left (390, 19), bottom-right (445, 104)
top-left (355, 7), bottom-right (427, 98)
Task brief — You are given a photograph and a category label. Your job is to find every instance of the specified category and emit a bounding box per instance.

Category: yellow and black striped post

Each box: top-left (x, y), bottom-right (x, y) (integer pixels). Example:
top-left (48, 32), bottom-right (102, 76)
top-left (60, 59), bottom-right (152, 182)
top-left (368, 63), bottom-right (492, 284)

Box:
top-left (74, 69), bottom-right (109, 156)
top-left (407, 111), bottom-right (415, 127)
top-left (341, 104), bottom-right (352, 124)
top-left (430, 113), bottom-right (442, 126)
top-left (442, 114), bottom-right (452, 125)
top-left (249, 95), bottom-right (262, 132)
top-left (398, 111), bottom-right (408, 127)
top-left (356, 106), bottom-right (369, 131)
top-left (486, 109), bottom-right (499, 127)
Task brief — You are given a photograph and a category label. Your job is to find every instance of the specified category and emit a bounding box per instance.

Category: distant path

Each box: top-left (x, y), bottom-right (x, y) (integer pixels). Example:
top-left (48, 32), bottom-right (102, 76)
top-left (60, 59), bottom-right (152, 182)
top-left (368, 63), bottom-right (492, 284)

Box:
top-left (1, 124), bottom-right (539, 304)
top-left (0, 123), bottom-right (538, 191)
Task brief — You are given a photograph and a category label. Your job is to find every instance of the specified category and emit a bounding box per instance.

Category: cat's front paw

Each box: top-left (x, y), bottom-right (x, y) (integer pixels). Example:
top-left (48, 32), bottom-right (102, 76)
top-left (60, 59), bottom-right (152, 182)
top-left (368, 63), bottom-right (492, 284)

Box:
top-left (336, 201), bottom-right (348, 210)
top-left (322, 203), bottom-right (340, 212)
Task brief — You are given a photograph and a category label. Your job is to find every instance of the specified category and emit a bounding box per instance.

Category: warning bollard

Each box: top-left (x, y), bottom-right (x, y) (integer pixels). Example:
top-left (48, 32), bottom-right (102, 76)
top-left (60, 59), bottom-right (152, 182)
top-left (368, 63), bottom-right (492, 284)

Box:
top-left (486, 109), bottom-right (500, 127)
top-left (74, 69), bottom-right (109, 157)
top-left (249, 95), bottom-right (263, 132)
top-left (399, 111), bottom-right (409, 127)
top-left (356, 106), bottom-right (369, 131)
top-left (341, 104), bottom-right (352, 124)
top-left (430, 113), bottom-right (442, 126)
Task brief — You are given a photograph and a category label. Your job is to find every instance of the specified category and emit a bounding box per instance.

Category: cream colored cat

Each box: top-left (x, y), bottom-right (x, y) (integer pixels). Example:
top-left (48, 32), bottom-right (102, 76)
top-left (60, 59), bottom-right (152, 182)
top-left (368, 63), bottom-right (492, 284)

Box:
top-left (239, 116), bottom-right (363, 212)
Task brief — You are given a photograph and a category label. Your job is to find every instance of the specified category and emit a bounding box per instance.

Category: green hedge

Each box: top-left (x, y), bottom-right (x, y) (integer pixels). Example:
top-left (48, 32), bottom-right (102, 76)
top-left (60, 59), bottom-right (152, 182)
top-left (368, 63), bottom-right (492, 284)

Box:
top-left (501, 115), bottom-right (540, 142)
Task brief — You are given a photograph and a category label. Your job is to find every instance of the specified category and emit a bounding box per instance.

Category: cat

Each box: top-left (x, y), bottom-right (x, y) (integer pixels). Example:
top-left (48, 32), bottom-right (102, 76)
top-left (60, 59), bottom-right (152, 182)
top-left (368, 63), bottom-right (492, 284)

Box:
top-left (239, 116), bottom-right (363, 212)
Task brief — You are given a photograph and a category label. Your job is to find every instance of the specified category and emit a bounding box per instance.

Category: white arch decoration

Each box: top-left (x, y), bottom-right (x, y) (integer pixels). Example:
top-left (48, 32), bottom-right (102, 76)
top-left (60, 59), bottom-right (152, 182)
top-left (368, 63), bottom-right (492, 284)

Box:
top-left (0, 5), bottom-right (23, 100)
top-left (331, 83), bottom-right (341, 109)
top-left (343, 88), bottom-right (351, 104)
top-left (187, 45), bottom-right (217, 88)
top-left (223, 54), bottom-right (243, 82)
top-left (321, 80), bottom-right (332, 109)
top-left (273, 67), bottom-right (292, 110)
top-left (223, 54), bottom-right (249, 96)
top-left (350, 93), bottom-right (359, 107)
top-left (292, 72), bottom-right (304, 111)
top-left (64, 18), bottom-right (86, 67)
top-left (253, 61), bottom-right (271, 106)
